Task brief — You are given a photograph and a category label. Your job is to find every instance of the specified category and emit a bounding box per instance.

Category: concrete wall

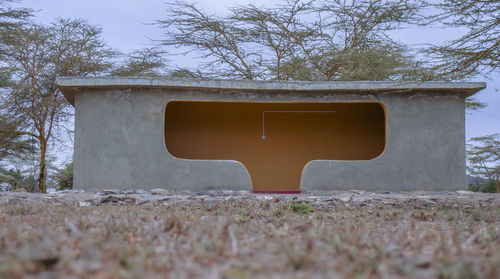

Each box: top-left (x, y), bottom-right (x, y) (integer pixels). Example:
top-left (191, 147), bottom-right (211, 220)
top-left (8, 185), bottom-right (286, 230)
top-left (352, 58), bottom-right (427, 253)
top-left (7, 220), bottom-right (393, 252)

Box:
top-left (74, 87), bottom-right (466, 191)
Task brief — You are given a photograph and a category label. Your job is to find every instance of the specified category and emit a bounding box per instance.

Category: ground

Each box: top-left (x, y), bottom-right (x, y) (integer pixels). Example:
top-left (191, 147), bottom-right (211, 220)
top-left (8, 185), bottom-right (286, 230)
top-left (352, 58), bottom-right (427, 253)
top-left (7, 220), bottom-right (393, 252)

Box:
top-left (1, 190), bottom-right (500, 278)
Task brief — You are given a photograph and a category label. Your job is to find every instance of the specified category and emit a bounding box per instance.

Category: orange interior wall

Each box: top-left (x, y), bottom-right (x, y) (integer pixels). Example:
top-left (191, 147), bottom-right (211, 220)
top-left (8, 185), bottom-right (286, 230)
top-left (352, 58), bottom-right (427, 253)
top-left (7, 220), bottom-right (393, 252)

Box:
top-left (165, 102), bottom-right (386, 191)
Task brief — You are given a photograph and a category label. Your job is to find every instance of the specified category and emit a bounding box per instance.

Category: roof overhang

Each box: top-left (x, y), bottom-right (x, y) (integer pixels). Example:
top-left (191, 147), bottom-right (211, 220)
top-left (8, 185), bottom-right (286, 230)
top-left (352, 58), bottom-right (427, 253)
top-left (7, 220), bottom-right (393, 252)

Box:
top-left (56, 76), bottom-right (486, 106)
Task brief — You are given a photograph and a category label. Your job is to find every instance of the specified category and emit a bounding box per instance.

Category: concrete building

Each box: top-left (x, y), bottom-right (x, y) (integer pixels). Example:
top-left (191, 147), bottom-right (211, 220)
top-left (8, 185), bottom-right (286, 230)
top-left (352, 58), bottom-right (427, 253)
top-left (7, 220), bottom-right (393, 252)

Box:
top-left (57, 77), bottom-right (485, 193)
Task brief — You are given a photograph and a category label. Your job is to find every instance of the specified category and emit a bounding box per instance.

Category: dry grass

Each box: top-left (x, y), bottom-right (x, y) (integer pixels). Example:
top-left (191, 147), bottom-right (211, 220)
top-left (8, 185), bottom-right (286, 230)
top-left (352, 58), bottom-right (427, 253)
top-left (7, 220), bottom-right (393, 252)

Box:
top-left (1, 199), bottom-right (499, 278)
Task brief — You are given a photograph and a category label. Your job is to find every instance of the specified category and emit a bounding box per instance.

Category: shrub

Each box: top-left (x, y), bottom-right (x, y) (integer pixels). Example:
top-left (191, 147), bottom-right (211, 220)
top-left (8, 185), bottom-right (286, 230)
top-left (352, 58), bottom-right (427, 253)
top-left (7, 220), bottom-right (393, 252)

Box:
top-left (55, 162), bottom-right (73, 190)
top-left (467, 180), bottom-right (498, 193)
top-left (290, 201), bottom-right (314, 214)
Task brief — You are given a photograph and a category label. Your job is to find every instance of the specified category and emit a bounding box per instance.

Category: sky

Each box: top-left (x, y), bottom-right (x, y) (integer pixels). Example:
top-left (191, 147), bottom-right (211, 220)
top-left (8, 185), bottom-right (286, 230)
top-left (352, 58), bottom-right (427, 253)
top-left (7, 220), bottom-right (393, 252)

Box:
top-left (14, 0), bottom-right (500, 144)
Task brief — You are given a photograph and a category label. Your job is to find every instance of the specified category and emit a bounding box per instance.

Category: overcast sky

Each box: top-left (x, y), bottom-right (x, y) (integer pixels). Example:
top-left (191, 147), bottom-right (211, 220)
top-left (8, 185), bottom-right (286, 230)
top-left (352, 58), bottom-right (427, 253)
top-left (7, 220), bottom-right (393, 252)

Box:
top-left (16, 0), bottom-right (500, 142)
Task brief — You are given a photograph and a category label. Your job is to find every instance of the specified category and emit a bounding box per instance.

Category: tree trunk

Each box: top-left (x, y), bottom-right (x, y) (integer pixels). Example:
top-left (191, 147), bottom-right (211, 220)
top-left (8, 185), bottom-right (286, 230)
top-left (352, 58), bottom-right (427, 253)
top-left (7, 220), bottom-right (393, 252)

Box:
top-left (39, 141), bottom-right (47, 193)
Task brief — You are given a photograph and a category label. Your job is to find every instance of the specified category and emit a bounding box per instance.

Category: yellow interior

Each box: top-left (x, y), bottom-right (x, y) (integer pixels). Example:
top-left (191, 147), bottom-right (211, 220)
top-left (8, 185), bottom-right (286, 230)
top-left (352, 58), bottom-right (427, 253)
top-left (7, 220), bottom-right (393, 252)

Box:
top-left (165, 101), bottom-right (386, 191)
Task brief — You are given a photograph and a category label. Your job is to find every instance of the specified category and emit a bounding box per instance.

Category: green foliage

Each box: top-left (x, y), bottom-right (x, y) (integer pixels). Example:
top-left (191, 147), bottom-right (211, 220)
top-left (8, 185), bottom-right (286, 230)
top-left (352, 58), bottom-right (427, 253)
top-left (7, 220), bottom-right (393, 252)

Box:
top-left (0, 168), bottom-right (20, 190)
top-left (0, 17), bottom-right (116, 193)
top-left (0, 0), bottom-right (33, 87)
top-left (156, 0), bottom-right (431, 81)
top-left (0, 114), bottom-right (35, 186)
top-left (465, 97), bottom-right (487, 112)
top-left (169, 68), bottom-right (203, 79)
top-left (0, 168), bottom-right (37, 191)
top-left (423, 0), bottom-right (500, 79)
top-left (55, 162), bottom-right (73, 190)
top-left (111, 47), bottom-right (167, 77)
top-left (467, 134), bottom-right (500, 192)
top-left (0, 0), bottom-right (32, 41)
top-left (0, 115), bottom-right (33, 160)
top-left (467, 180), bottom-right (498, 193)
top-left (290, 201), bottom-right (314, 214)
top-left (0, 0), bottom-right (32, 26)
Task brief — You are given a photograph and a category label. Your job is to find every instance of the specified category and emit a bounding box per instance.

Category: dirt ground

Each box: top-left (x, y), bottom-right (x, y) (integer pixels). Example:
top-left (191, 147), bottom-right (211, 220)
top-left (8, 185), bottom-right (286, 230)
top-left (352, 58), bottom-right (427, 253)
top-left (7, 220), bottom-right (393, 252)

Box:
top-left (1, 190), bottom-right (500, 278)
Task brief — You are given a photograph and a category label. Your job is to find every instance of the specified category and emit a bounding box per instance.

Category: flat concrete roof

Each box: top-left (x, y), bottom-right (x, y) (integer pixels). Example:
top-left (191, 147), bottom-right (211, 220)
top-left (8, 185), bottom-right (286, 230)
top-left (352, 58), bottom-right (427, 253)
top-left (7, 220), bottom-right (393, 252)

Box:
top-left (56, 76), bottom-right (486, 106)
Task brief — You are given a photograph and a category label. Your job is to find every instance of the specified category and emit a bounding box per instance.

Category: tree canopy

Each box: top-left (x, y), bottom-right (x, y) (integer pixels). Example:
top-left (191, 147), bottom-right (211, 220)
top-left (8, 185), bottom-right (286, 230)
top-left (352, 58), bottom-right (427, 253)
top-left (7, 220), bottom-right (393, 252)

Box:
top-left (0, 18), bottom-right (116, 192)
top-left (467, 134), bottom-right (500, 192)
top-left (156, 0), bottom-right (432, 81)
top-left (0, 0), bottom-right (32, 87)
top-left (111, 47), bottom-right (168, 77)
top-left (424, 0), bottom-right (499, 80)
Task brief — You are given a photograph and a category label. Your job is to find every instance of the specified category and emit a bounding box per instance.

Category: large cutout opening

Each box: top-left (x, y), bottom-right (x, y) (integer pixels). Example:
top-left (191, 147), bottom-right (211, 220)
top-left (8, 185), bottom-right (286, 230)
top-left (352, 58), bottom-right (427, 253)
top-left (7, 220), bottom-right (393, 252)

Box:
top-left (165, 101), bottom-right (386, 192)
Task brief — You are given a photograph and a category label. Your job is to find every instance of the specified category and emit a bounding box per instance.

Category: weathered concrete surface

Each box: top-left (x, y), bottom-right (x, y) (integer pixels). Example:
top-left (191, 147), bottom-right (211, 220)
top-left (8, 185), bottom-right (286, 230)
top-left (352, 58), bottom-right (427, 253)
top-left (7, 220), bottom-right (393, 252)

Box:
top-left (2, 190), bottom-right (500, 209)
top-left (302, 93), bottom-right (467, 191)
top-left (57, 77), bottom-right (486, 191)
top-left (57, 77), bottom-right (486, 106)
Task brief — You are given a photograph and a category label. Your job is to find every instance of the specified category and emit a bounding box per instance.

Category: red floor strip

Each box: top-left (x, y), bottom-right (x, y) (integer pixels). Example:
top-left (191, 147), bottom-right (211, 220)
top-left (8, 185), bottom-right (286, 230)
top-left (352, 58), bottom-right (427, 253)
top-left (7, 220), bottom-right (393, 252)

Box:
top-left (253, 190), bottom-right (301, 194)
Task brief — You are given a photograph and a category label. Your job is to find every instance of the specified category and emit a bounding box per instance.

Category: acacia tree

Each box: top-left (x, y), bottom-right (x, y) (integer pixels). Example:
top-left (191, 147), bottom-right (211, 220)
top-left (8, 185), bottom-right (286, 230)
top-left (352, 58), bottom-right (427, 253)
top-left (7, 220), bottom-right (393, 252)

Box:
top-left (0, 0), bottom-right (32, 39)
top-left (0, 0), bottom-right (30, 19)
top-left (230, 0), bottom-right (312, 80)
top-left (467, 134), bottom-right (500, 192)
top-left (111, 47), bottom-right (169, 77)
top-left (0, 115), bottom-right (33, 190)
top-left (290, 0), bottom-right (425, 81)
top-left (420, 0), bottom-right (499, 111)
top-left (157, 1), bottom-right (268, 79)
top-left (156, 0), bottom-right (428, 81)
top-left (0, 115), bottom-right (32, 159)
top-left (0, 0), bottom-right (32, 87)
top-left (424, 0), bottom-right (499, 80)
top-left (0, 18), bottom-right (116, 193)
